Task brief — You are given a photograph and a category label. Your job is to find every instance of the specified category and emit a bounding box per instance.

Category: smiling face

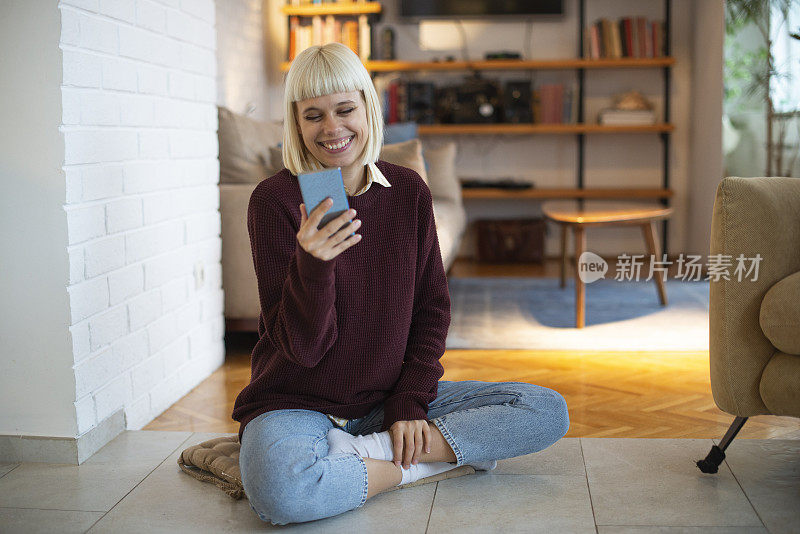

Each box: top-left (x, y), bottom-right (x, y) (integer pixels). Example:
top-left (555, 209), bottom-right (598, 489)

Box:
top-left (295, 90), bottom-right (369, 173)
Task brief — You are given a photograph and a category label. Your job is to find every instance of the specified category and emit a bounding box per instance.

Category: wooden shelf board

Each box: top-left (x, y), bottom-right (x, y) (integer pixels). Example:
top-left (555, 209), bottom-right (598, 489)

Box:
top-left (280, 57), bottom-right (675, 72)
top-left (366, 57), bottom-right (674, 71)
top-left (282, 2), bottom-right (382, 16)
top-left (461, 188), bottom-right (673, 200)
top-left (418, 123), bottom-right (673, 135)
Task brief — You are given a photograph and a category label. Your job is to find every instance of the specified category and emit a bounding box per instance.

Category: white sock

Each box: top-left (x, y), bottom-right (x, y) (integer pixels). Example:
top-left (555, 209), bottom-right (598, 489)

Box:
top-left (399, 461), bottom-right (458, 486)
top-left (327, 427), bottom-right (394, 461)
top-left (328, 427), bottom-right (499, 472)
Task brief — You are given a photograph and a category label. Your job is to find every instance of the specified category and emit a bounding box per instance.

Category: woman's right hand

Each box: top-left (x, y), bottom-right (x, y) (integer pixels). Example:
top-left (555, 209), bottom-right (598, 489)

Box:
top-left (298, 198), bottom-right (362, 261)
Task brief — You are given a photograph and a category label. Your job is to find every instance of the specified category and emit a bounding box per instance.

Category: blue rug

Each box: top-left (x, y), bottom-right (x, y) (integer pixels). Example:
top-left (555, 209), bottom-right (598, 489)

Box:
top-left (446, 277), bottom-right (709, 351)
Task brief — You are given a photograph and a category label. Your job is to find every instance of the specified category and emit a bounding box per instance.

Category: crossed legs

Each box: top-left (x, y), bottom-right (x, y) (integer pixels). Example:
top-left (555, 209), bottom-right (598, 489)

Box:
top-left (363, 422), bottom-right (457, 498)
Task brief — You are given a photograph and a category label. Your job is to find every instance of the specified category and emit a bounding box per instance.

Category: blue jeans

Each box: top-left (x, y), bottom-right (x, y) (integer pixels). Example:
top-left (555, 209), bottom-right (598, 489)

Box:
top-left (239, 380), bottom-right (569, 525)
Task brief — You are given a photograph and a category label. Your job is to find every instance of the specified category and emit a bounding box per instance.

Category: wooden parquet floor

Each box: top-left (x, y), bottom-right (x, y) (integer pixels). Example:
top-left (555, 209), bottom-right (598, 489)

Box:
top-left (144, 259), bottom-right (800, 439)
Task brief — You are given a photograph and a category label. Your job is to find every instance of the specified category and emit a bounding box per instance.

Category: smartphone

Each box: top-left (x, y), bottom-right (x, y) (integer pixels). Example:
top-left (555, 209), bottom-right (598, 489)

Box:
top-left (297, 167), bottom-right (354, 234)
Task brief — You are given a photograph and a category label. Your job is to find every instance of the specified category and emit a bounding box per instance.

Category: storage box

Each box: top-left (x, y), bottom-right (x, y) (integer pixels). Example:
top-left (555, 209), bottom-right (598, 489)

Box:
top-left (476, 218), bottom-right (546, 263)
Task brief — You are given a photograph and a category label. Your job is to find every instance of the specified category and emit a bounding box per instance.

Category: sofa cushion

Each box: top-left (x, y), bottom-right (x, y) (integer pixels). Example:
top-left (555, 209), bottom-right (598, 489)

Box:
top-left (384, 122), bottom-right (418, 144)
top-left (269, 145), bottom-right (284, 173)
top-left (379, 139), bottom-right (428, 185)
top-left (760, 271), bottom-right (800, 355)
top-left (218, 106), bottom-right (283, 184)
top-left (220, 183), bottom-right (261, 319)
top-left (178, 435), bottom-right (244, 499)
top-left (759, 351), bottom-right (800, 417)
top-left (433, 197), bottom-right (467, 272)
top-left (423, 141), bottom-right (461, 205)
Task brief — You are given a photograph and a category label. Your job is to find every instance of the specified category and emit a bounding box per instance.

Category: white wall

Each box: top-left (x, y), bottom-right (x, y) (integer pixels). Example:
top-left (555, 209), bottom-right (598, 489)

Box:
top-left (0, 0), bottom-right (77, 438)
top-left (60, 0), bottom-right (224, 439)
top-left (216, 0), bottom-right (273, 121)
top-left (687, 1), bottom-right (724, 256)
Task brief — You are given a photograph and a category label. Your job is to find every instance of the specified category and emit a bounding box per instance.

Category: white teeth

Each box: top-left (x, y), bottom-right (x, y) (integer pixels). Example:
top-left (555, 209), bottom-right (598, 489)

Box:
top-left (322, 136), bottom-right (352, 150)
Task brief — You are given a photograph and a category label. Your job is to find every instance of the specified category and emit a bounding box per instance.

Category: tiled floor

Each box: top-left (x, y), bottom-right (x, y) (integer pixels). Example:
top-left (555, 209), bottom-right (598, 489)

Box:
top-left (0, 432), bottom-right (797, 533)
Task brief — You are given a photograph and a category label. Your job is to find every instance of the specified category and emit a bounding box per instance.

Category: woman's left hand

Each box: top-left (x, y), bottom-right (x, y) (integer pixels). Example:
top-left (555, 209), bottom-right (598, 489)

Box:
top-left (388, 419), bottom-right (431, 469)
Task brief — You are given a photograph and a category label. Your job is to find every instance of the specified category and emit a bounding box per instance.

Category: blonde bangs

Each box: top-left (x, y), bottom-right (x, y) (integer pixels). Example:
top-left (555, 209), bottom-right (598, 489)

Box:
top-left (282, 43), bottom-right (384, 176)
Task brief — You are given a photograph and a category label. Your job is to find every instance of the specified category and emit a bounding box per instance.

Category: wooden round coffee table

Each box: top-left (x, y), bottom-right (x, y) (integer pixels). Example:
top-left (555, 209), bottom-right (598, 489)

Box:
top-left (542, 201), bottom-right (674, 328)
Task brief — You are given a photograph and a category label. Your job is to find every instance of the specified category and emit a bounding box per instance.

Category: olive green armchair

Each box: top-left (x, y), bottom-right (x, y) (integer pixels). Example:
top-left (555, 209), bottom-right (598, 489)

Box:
top-left (698, 176), bottom-right (800, 473)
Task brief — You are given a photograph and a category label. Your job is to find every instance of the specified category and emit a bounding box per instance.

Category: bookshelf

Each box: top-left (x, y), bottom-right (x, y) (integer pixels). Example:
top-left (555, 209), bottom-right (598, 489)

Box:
top-left (280, 57), bottom-right (675, 72)
top-left (284, 1), bottom-right (382, 63)
top-left (416, 123), bottom-right (673, 135)
top-left (280, 0), bottom-right (674, 250)
top-left (281, 3), bottom-right (382, 17)
top-left (462, 188), bottom-right (673, 200)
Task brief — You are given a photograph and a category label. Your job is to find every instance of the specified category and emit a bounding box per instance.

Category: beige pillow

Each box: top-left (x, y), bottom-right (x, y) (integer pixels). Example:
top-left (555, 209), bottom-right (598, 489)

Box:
top-left (423, 141), bottom-right (461, 205)
top-left (218, 106), bottom-right (283, 184)
top-left (269, 145), bottom-right (284, 172)
top-left (380, 139), bottom-right (428, 185)
top-left (760, 271), bottom-right (800, 355)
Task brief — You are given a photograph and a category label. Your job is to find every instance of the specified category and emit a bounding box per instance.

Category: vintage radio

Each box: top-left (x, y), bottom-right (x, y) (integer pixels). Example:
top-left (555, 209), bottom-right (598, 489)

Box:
top-left (436, 76), bottom-right (502, 124)
top-left (503, 81), bottom-right (533, 123)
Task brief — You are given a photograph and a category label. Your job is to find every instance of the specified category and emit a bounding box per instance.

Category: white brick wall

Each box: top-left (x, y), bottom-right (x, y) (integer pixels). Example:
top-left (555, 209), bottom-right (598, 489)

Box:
top-left (60, 0), bottom-right (224, 436)
top-left (215, 0), bottom-right (272, 120)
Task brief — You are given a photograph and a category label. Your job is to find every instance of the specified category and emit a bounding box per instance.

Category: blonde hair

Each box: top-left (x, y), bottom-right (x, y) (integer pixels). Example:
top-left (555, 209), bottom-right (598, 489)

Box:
top-left (282, 43), bottom-right (384, 176)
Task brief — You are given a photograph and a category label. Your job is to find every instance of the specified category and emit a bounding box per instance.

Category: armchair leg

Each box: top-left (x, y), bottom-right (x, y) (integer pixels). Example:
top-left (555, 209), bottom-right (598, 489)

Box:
top-left (696, 416), bottom-right (748, 474)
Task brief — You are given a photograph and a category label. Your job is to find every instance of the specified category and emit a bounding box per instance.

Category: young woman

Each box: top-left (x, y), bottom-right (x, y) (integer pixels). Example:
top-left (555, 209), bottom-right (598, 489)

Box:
top-left (233, 42), bottom-right (570, 526)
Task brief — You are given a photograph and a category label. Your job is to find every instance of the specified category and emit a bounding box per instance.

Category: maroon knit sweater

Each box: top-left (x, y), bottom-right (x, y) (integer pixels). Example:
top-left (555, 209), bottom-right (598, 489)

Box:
top-left (231, 160), bottom-right (450, 442)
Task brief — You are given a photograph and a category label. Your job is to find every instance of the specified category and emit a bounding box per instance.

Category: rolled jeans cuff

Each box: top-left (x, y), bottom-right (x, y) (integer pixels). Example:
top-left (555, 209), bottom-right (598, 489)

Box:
top-left (430, 416), bottom-right (465, 466)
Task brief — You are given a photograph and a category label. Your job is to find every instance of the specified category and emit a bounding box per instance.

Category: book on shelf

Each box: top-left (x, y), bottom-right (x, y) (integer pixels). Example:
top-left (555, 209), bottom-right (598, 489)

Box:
top-left (584, 16), bottom-right (665, 59)
top-left (597, 109), bottom-right (656, 125)
top-left (535, 83), bottom-right (577, 124)
top-left (287, 11), bottom-right (372, 61)
top-left (287, 1), bottom-right (374, 6)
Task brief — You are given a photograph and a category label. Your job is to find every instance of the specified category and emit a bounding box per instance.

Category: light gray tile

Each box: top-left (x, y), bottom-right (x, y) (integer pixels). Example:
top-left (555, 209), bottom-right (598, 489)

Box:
top-left (0, 463), bottom-right (19, 478)
top-left (89, 431), bottom-right (433, 533)
top-left (0, 507), bottom-right (104, 534)
top-left (277, 484), bottom-right (435, 534)
top-left (494, 437), bottom-right (584, 475)
top-left (582, 438), bottom-right (762, 528)
top-left (87, 432), bottom-right (275, 533)
top-left (598, 527), bottom-right (768, 534)
top-left (0, 461), bottom-right (156, 511)
top-left (722, 439), bottom-right (800, 534)
top-left (427, 473), bottom-right (596, 533)
top-left (83, 430), bottom-right (193, 466)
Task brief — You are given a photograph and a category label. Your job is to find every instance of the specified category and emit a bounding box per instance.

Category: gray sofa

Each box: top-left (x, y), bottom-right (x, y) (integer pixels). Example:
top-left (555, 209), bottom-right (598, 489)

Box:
top-left (218, 107), bottom-right (465, 330)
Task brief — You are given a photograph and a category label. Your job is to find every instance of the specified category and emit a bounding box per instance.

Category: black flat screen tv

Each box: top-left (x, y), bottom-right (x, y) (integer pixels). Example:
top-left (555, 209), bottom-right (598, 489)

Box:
top-left (400, 0), bottom-right (564, 18)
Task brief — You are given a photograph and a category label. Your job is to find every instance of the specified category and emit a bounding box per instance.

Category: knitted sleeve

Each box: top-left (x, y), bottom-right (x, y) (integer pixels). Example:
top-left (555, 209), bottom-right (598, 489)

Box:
top-left (247, 185), bottom-right (339, 368)
top-left (381, 184), bottom-right (449, 431)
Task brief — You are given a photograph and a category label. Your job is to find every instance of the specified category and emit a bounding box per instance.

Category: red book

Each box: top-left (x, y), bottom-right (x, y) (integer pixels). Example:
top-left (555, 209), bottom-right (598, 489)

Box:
top-left (636, 17), bottom-right (647, 58)
top-left (542, 85), bottom-right (553, 124)
top-left (652, 22), bottom-right (661, 57)
top-left (554, 85), bottom-right (563, 124)
top-left (623, 18), bottom-right (633, 58)
top-left (590, 25), bottom-right (601, 59)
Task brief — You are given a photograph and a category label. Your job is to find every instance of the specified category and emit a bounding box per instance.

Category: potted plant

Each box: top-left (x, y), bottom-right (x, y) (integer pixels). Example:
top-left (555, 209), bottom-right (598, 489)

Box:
top-left (725, 0), bottom-right (799, 177)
